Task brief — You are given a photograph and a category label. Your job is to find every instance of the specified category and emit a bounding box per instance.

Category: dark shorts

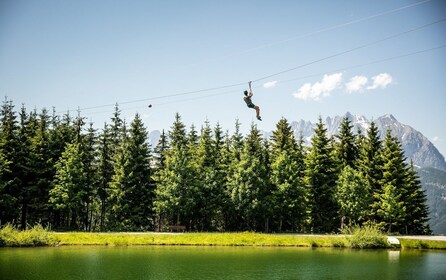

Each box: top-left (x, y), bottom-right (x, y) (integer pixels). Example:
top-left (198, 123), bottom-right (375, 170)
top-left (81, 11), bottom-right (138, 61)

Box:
top-left (247, 103), bottom-right (256, 109)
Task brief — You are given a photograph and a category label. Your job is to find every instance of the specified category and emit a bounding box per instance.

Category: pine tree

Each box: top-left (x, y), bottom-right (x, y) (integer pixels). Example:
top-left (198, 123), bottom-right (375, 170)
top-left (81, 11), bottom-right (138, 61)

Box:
top-left (211, 123), bottom-right (230, 230)
top-left (154, 113), bottom-right (196, 229)
top-left (15, 105), bottom-right (33, 229)
top-left (231, 119), bottom-right (244, 161)
top-left (49, 142), bottom-right (86, 229)
top-left (404, 163), bottom-right (431, 234)
top-left (377, 129), bottom-right (409, 232)
top-left (97, 123), bottom-right (113, 230)
top-left (0, 148), bottom-right (13, 224)
top-left (335, 116), bottom-right (358, 168)
top-left (223, 120), bottom-right (244, 230)
top-left (109, 114), bottom-right (154, 231)
top-left (358, 121), bottom-right (383, 221)
top-left (28, 109), bottom-right (53, 226)
top-left (153, 129), bottom-right (169, 171)
top-left (110, 103), bottom-right (124, 149)
top-left (305, 117), bottom-right (339, 233)
top-left (0, 98), bottom-right (19, 224)
top-left (79, 122), bottom-right (98, 231)
top-left (228, 123), bottom-right (270, 231)
top-left (270, 118), bottom-right (307, 232)
top-left (195, 120), bottom-right (216, 230)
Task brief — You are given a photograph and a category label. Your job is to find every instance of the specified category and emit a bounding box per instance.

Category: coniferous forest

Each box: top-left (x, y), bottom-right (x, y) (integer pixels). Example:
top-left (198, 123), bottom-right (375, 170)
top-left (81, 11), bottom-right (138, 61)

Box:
top-left (0, 98), bottom-right (431, 234)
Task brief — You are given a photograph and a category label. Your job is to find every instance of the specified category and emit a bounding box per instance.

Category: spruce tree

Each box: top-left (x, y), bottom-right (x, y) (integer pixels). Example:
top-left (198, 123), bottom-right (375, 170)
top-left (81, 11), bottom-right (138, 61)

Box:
top-left (0, 148), bottom-right (13, 224)
top-left (358, 121), bottom-right (383, 221)
top-left (305, 117), bottom-right (339, 233)
top-left (378, 129), bottom-right (409, 232)
top-left (80, 122), bottom-right (98, 231)
top-left (0, 98), bottom-right (19, 224)
top-left (335, 116), bottom-right (358, 168)
top-left (228, 123), bottom-right (270, 231)
top-left (16, 105), bottom-right (33, 229)
top-left (195, 120), bottom-right (216, 230)
top-left (211, 123), bottom-right (230, 230)
top-left (405, 163), bottom-right (431, 234)
top-left (270, 118), bottom-right (307, 232)
top-left (49, 142), bottom-right (86, 229)
top-left (97, 123), bottom-right (113, 230)
top-left (153, 129), bottom-right (169, 171)
top-left (109, 114), bottom-right (154, 231)
top-left (154, 113), bottom-right (195, 229)
top-left (28, 109), bottom-right (53, 226)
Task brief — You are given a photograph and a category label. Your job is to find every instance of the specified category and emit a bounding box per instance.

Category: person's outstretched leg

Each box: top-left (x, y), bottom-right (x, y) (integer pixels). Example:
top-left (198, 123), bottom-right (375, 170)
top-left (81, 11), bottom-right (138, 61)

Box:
top-left (255, 106), bottom-right (261, 120)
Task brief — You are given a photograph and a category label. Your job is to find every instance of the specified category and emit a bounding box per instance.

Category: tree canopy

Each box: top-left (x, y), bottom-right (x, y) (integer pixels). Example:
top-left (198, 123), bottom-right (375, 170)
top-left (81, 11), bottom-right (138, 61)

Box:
top-left (0, 99), bottom-right (431, 234)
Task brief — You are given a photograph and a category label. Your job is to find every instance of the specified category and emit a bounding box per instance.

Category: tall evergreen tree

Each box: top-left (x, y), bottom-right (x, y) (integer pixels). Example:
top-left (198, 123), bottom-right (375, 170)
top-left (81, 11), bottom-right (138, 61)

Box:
top-left (377, 129), bottom-right (407, 232)
top-left (155, 113), bottom-right (196, 229)
top-left (49, 142), bottom-right (86, 229)
top-left (211, 123), bottom-right (230, 230)
top-left (404, 163), bottom-right (431, 234)
top-left (228, 124), bottom-right (270, 231)
top-left (358, 121), bottom-right (383, 221)
top-left (97, 123), bottom-right (113, 230)
top-left (0, 98), bottom-right (19, 224)
top-left (28, 109), bottom-right (53, 226)
top-left (16, 105), bottom-right (36, 229)
top-left (109, 114), bottom-right (154, 231)
top-left (110, 103), bottom-right (124, 149)
top-left (335, 116), bottom-right (358, 168)
top-left (231, 119), bottom-right (244, 161)
top-left (305, 117), bottom-right (339, 232)
top-left (79, 122), bottom-right (98, 231)
top-left (270, 118), bottom-right (307, 232)
top-left (195, 120), bottom-right (216, 230)
top-left (153, 129), bottom-right (169, 171)
top-left (0, 148), bottom-right (12, 224)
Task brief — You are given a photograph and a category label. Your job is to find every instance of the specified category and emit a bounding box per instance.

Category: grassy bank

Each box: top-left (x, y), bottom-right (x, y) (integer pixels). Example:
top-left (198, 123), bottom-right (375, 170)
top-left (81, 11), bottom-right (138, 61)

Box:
top-left (56, 232), bottom-right (350, 247)
top-left (0, 224), bottom-right (59, 247)
top-left (399, 238), bottom-right (446, 250)
top-left (1, 225), bottom-right (445, 249)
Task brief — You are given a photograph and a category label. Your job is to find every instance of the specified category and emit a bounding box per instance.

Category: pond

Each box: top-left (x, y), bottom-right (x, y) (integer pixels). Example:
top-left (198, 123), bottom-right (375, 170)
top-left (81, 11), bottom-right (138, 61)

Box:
top-left (1, 246), bottom-right (445, 280)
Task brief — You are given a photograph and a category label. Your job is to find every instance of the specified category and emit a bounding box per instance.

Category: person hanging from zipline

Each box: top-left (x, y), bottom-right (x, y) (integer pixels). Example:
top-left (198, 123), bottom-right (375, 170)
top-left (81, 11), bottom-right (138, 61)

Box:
top-left (244, 81), bottom-right (262, 121)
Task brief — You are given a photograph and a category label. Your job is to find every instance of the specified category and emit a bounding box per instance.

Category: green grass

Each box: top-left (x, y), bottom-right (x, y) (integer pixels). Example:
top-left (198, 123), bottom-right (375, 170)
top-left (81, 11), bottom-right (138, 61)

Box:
top-left (399, 238), bottom-right (446, 250)
top-left (2, 224), bottom-right (446, 249)
top-left (55, 232), bottom-right (349, 247)
top-left (341, 224), bottom-right (389, 249)
top-left (0, 224), bottom-right (59, 247)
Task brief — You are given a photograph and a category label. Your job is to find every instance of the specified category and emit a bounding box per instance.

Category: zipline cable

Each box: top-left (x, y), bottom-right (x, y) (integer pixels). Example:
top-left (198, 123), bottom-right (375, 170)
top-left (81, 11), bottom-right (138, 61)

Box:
top-left (81, 44), bottom-right (446, 117)
top-left (59, 17), bottom-right (445, 115)
top-left (186, 0), bottom-right (432, 66)
top-left (252, 18), bottom-right (446, 82)
top-left (276, 44), bottom-right (446, 85)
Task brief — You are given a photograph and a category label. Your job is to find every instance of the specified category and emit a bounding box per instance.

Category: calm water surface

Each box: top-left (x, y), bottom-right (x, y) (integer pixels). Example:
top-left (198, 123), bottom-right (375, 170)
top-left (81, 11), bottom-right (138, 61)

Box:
top-left (1, 246), bottom-right (445, 280)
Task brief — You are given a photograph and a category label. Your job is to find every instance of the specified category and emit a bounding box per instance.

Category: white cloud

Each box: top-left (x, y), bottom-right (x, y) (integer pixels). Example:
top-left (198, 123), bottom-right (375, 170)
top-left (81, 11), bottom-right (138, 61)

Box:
top-left (367, 73), bottom-right (393, 90)
top-left (263, 81), bottom-right (278, 89)
top-left (293, 73), bottom-right (343, 101)
top-left (346, 75), bottom-right (368, 93)
top-left (432, 136), bottom-right (440, 142)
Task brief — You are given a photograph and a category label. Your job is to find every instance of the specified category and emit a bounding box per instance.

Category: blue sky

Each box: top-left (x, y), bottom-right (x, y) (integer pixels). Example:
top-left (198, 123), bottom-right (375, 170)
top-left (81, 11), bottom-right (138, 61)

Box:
top-left (1, 0), bottom-right (445, 156)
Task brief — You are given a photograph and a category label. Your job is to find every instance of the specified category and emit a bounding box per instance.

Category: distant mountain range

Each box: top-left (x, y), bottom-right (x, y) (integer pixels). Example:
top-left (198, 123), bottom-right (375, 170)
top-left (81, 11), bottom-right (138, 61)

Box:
top-left (417, 167), bottom-right (446, 234)
top-left (287, 112), bottom-right (446, 170)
